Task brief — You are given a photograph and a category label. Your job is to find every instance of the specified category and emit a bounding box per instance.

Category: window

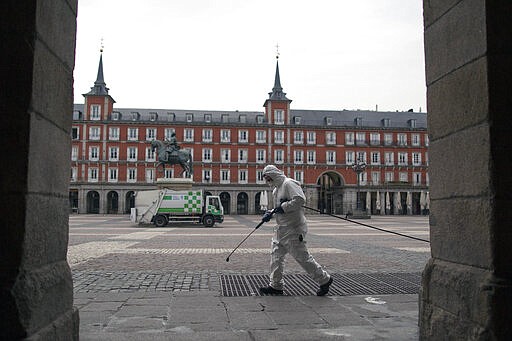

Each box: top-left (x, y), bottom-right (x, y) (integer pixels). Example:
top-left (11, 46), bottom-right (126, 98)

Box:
top-left (274, 110), bottom-right (284, 124)
top-left (146, 128), bottom-right (156, 141)
top-left (256, 149), bottom-right (266, 163)
top-left (203, 169), bottom-right (211, 183)
top-left (398, 152), bottom-right (408, 166)
top-left (307, 150), bottom-right (316, 164)
top-left (325, 117), bottom-right (333, 125)
top-left (238, 169), bottom-right (248, 184)
top-left (72, 110), bottom-right (82, 120)
top-left (326, 132), bottom-right (336, 145)
top-left (274, 130), bottom-right (284, 144)
top-left (109, 127), bottom-right (119, 140)
top-left (128, 128), bottom-right (138, 141)
top-left (294, 116), bottom-right (302, 125)
top-left (385, 152), bottom-right (394, 165)
top-left (412, 134), bottom-right (420, 146)
top-left (221, 129), bottom-right (231, 143)
top-left (412, 152), bottom-right (422, 166)
top-left (202, 129), bottom-right (213, 142)
top-left (89, 146), bottom-right (99, 161)
top-left (256, 115), bottom-right (264, 124)
top-left (425, 152), bottom-right (429, 166)
top-left (204, 114), bottom-right (212, 123)
top-left (71, 146), bottom-right (78, 161)
top-left (221, 114), bottom-right (229, 123)
top-left (384, 134), bottom-right (393, 146)
top-left (186, 113), bottom-right (193, 122)
top-left (127, 147), bottom-right (137, 161)
top-left (326, 151), bottom-right (336, 165)
top-left (357, 151), bottom-right (367, 163)
top-left (307, 131), bottom-right (316, 145)
top-left (145, 169), bottom-right (154, 183)
top-left (397, 133), bottom-right (407, 146)
top-left (294, 131), bottom-right (303, 144)
top-left (238, 130), bottom-right (248, 143)
top-left (167, 112), bottom-right (175, 122)
top-left (146, 147), bottom-right (156, 162)
top-left (221, 149), bottom-right (231, 163)
top-left (89, 127), bottom-right (100, 140)
top-left (111, 111), bottom-right (120, 120)
top-left (202, 148), bottom-right (212, 162)
top-left (354, 117), bottom-right (363, 126)
top-left (424, 134), bottom-right (429, 146)
top-left (370, 133), bottom-right (380, 145)
top-left (382, 118), bottom-right (391, 127)
top-left (184, 128), bottom-right (194, 142)
top-left (371, 152), bottom-right (380, 165)
top-left (164, 169), bottom-right (173, 179)
top-left (71, 127), bottom-right (79, 140)
top-left (399, 172), bottom-right (408, 182)
top-left (356, 132), bottom-right (366, 145)
top-left (70, 167), bottom-right (77, 182)
top-left (256, 170), bottom-right (264, 184)
top-left (239, 115), bottom-right (247, 123)
top-left (294, 150), bottom-right (304, 164)
top-left (385, 171), bottom-right (394, 183)
top-left (256, 130), bottom-right (266, 143)
top-left (408, 119), bottom-right (417, 128)
top-left (128, 168), bottom-right (137, 182)
top-left (345, 151), bottom-right (354, 165)
top-left (90, 105), bottom-right (100, 120)
top-left (131, 112), bottom-right (139, 121)
top-left (221, 169), bottom-right (230, 183)
top-left (164, 128), bottom-right (175, 141)
top-left (88, 167), bottom-right (98, 182)
top-left (149, 112), bottom-right (158, 121)
top-left (274, 149), bottom-right (284, 164)
top-left (372, 171), bottom-right (380, 185)
top-left (108, 168), bottom-right (118, 182)
top-left (109, 147), bottom-right (119, 161)
top-left (345, 132), bottom-right (354, 145)
top-left (238, 149), bottom-right (248, 163)
top-left (294, 171), bottom-right (303, 183)
top-left (413, 172), bottom-right (422, 185)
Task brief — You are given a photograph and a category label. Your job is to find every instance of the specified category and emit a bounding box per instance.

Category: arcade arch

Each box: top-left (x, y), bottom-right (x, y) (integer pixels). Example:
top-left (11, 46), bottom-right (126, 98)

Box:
top-left (317, 171), bottom-right (345, 214)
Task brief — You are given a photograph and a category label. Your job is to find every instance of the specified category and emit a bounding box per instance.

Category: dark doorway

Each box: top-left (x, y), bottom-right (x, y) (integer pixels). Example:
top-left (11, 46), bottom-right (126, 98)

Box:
top-left (125, 191), bottom-right (135, 213)
top-left (237, 192), bottom-right (248, 215)
top-left (69, 190), bottom-right (78, 213)
top-left (86, 191), bottom-right (100, 214)
top-left (107, 191), bottom-right (118, 214)
top-left (317, 172), bottom-right (344, 214)
top-left (220, 192), bottom-right (230, 215)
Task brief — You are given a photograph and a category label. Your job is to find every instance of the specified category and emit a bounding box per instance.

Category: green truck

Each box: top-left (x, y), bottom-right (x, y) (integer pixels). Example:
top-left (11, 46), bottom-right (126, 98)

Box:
top-left (131, 189), bottom-right (224, 227)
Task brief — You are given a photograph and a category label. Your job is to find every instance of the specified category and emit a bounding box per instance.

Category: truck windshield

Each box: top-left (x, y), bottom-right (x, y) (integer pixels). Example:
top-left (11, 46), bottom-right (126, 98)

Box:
top-left (209, 197), bottom-right (220, 210)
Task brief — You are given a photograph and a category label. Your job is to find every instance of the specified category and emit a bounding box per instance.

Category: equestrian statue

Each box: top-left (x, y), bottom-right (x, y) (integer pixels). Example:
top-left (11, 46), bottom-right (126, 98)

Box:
top-left (150, 133), bottom-right (193, 177)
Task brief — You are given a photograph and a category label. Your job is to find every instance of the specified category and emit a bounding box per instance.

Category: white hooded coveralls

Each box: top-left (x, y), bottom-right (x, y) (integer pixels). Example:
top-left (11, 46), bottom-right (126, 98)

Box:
top-left (263, 165), bottom-right (330, 291)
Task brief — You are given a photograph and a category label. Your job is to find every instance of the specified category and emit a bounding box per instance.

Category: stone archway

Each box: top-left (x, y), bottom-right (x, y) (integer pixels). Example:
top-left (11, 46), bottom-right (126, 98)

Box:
top-left (219, 192), bottom-right (231, 215)
top-left (125, 191), bottom-right (135, 214)
top-left (317, 171), bottom-right (345, 214)
top-left (107, 191), bottom-right (119, 214)
top-left (86, 191), bottom-right (100, 214)
top-left (236, 192), bottom-right (248, 215)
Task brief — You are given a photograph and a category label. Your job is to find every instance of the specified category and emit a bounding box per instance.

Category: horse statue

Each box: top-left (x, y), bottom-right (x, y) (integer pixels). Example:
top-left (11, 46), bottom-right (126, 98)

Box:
top-left (150, 140), bottom-right (193, 177)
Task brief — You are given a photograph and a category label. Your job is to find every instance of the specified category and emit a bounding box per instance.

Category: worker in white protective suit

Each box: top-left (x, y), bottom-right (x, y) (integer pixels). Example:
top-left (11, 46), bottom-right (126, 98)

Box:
top-left (259, 165), bottom-right (333, 296)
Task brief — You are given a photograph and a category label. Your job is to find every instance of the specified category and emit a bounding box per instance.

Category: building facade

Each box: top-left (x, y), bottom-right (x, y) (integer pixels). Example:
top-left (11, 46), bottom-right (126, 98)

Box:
top-left (70, 54), bottom-right (429, 215)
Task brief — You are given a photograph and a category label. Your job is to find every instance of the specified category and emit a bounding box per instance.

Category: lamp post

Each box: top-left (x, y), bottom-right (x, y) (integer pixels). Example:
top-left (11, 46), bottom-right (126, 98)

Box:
top-left (351, 159), bottom-right (369, 218)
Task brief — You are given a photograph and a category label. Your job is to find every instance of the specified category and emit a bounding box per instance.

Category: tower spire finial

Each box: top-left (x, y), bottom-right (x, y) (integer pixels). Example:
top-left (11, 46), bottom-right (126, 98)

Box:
top-left (275, 43), bottom-right (280, 60)
top-left (100, 37), bottom-right (104, 53)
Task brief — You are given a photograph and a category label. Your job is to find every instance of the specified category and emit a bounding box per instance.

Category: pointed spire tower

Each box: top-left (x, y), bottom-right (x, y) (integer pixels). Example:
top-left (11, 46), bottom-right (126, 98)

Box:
top-left (83, 42), bottom-right (115, 120)
top-left (264, 48), bottom-right (292, 125)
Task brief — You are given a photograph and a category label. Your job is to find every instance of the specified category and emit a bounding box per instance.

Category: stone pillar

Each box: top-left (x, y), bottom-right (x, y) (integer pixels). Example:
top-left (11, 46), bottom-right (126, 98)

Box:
top-left (420, 1), bottom-right (512, 339)
top-left (0, 0), bottom-right (79, 339)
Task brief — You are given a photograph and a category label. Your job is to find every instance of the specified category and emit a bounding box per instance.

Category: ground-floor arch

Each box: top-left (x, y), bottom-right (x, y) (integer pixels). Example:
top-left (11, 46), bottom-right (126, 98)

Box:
top-left (219, 192), bottom-right (231, 215)
top-left (317, 171), bottom-right (345, 214)
top-left (236, 192), bottom-right (248, 215)
top-left (86, 191), bottom-right (100, 214)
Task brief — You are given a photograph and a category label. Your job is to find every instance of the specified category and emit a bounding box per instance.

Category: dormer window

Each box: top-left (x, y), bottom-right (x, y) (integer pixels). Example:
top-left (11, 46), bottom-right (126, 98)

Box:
top-left (256, 115), bottom-right (264, 124)
top-left (325, 117), bottom-right (333, 126)
top-left (239, 115), bottom-right (247, 123)
top-left (274, 110), bottom-right (284, 124)
top-left (222, 114), bottom-right (229, 123)
top-left (355, 117), bottom-right (363, 126)
top-left (131, 112), bottom-right (139, 121)
top-left (294, 116), bottom-right (302, 125)
top-left (167, 112), bottom-right (175, 122)
top-left (408, 119), bottom-right (417, 128)
top-left (204, 114), bottom-right (212, 123)
top-left (382, 118), bottom-right (391, 127)
top-left (186, 113), bottom-right (193, 122)
top-left (111, 111), bottom-right (120, 120)
top-left (149, 112), bottom-right (158, 122)
top-left (73, 110), bottom-right (82, 120)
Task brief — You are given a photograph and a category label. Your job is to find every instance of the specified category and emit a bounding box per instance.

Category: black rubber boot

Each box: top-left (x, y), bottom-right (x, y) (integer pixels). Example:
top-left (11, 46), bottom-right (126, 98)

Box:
top-left (316, 277), bottom-right (333, 296)
top-left (259, 286), bottom-right (284, 295)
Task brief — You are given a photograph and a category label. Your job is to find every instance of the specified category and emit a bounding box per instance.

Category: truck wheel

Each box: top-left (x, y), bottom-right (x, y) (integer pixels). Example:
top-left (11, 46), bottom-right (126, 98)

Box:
top-left (203, 215), bottom-right (214, 227)
top-left (154, 215), bottom-right (168, 227)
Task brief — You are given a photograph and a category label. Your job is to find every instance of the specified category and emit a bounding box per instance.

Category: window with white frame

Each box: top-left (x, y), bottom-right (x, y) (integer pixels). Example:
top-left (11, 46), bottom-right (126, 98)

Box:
top-left (356, 132), bottom-right (366, 145)
top-left (88, 167), bottom-right (98, 182)
top-left (108, 168), bottom-right (118, 182)
top-left (256, 149), bottom-right (266, 163)
top-left (346, 151), bottom-right (355, 165)
top-left (164, 169), bottom-right (173, 179)
top-left (203, 169), bottom-right (211, 183)
top-left (72, 127), bottom-right (79, 140)
top-left (294, 131), bottom-right (303, 144)
top-left (221, 169), bottom-right (230, 183)
top-left (397, 133), bottom-right (407, 146)
top-left (238, 130), bottom-right (248, 143)
top-left (294, 150), bottom-right (303, 164)
top-left (70, 167), bottom-right (77, 181)
top-left (385, 171), bottom-right (394, 183)
top-left (382, 118), bottom-right (391, 127)
top-left (221, 114), bottom-right (229, 123)
top-left (238, 169), bottom-right (248, 183)
top-left (326, 151), bottom-right (336, 164)
top-left (256, 130), bottom-right (266, 143)
top-left (370, 133), bottom-right (380, 145)
top-left (202, 129), bottom-right (213, 142)
top-left (146, 128), bottom-right (156, 141)
top-left (274, 130), bottom-right (284, 144)
top-left (109, 147), bottom-right (119, 161)
top-left (184, 128), bottom-right (194, 142)
top-left (186, 113), bottom-right (193, 122)
top-left (256, 170), bottom-right (264, 184)
top-left (399, 172), bottom-right (408, 182)
top-left (307, 150), bottom-right (316, 164)
top-left (149, 112), bottom-right (158, 121)
top-left (274, 149), bottom-right (284, 164)
top-left (167, 113), bottom-right (175, 122)
top-left (325, 117), bottom-right (333, 125)
top-left (204, 114), bottom-right (212, 123)
top-left (426, 172), bottom-right (430, 186)
top-left (307, 131), bottom-right (316, 145)
top-left (164, 128), bottom-right (175, 141)
top-left (146, 147), bottom-right (156, 162)
top-left (109, 127), bottom-right (119, 140)
top-left (238, 149), bottom-right (248, 163)
top-left (384, 134), bottom-right (393, 145)
top-left (127, 147), bottom-right (137, 161)
top-left (127, 168), bottom-right (137, 182)
top-left (412, 152), bottom-right (422, 166)
top-left (128, 128), bottom-right (138, 141)
top-left (412, 134), bottom-right (420, 146)
top-left (372, 171), bottom-right (380, 185)
top-left (145, 169), bottom-right (154, 183)
top-left (398, 152), bottom-right (408, 166)
top-left (425, 152), bottom-right (429, 166)
top-left (345, 132), bottom-right (354, 145)
top-left (274, 110), bottom-right (284, 124)
top-left (424, 134), bottom-right (429, 146)
top-left (385, 152), bottom-right (394, 165)
top-left (354, 117), bottom-right (363, 126)
top-left (294, 171), bottom-right (303, 183)
top-left (239, 114), bottom-right (246, 123)
top-left (326, 132), bottom-right (336, 145)
top-left (89, 146), bottom-right (99, 161)
top-left (221, 149), bottom-right (231, 163)
top-left (221, 129), bottom-right (231, 143)
top-left (90, 105), bottom-right (100, 120)
top-left (71, 146), bottom-right (78, 161)
top-left (360, 172), bottom-right (368, 185)
top-left (131, 112), bottom-right (139, 121)
top-left (371, 152), bottom-right (380, 165)
top-left (202, 148), bottom-right (212, 162)
top-left (293, 116), bottom-right (302, 125)
top-left (357, 151), bottom-right (367, 163)
top-left (256, 115), bottom-right (264, 124)
top-left (89, 127), bottom-right (100, 140)
top-left (413, 172), bottom-right (422, 185)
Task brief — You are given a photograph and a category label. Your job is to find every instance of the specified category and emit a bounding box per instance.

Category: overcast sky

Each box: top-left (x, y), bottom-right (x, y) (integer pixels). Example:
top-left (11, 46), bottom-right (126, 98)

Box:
top-left (74, 0), bottom-right (426, 113)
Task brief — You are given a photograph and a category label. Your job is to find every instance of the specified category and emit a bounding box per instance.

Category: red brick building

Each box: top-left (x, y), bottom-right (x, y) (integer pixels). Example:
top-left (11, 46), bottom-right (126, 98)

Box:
top-left (70, 54), bottom-right (429, 215)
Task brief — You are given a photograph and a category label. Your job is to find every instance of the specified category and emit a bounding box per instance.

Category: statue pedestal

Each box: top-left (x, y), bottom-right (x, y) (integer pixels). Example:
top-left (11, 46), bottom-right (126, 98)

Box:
top-left (156, 177), bottom-right (193, 191)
